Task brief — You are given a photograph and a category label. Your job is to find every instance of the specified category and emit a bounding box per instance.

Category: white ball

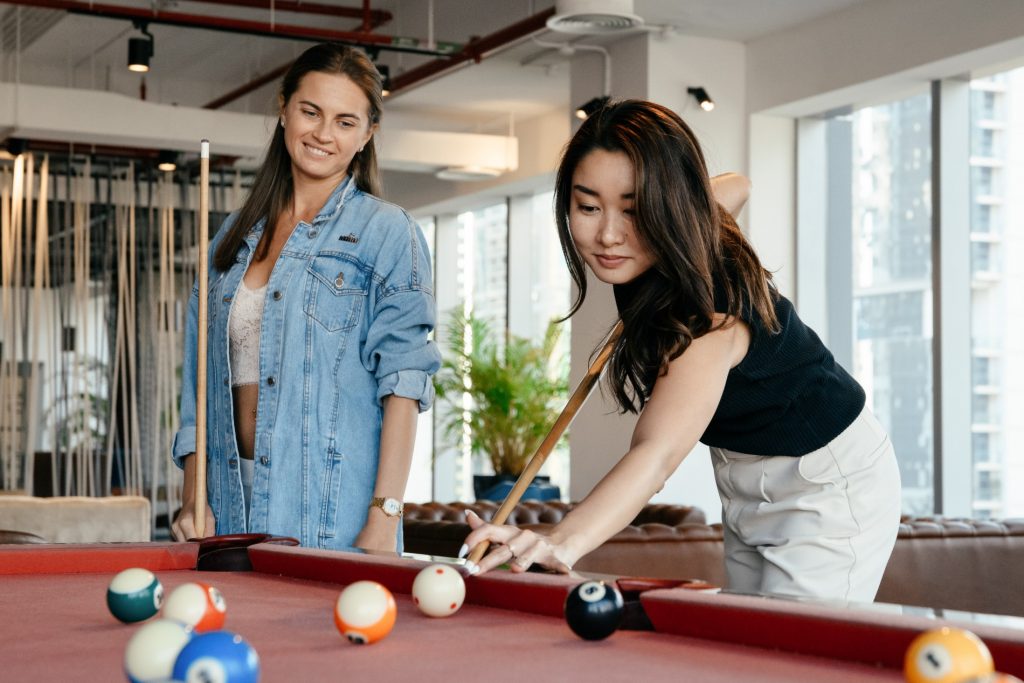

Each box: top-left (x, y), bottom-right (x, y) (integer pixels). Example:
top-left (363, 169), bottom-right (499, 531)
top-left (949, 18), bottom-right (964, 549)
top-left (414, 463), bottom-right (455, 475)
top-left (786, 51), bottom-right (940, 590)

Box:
top-left (412, 564), bottom-right (466, 618)
top-left (124, 618), bottom-right (193, 683)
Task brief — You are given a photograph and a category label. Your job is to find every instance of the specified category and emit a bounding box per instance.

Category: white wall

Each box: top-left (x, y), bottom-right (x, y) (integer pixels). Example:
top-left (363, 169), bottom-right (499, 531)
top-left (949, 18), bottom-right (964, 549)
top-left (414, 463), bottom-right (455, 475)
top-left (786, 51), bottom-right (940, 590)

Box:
top-left (747, 0), bottom-right (1024, 117)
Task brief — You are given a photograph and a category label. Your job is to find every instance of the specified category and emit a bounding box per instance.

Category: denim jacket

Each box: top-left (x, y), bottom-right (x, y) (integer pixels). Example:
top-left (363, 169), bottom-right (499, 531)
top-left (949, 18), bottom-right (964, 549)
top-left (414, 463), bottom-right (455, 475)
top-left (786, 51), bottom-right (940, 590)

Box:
top-left (172, 176), bottom-right (440, 550)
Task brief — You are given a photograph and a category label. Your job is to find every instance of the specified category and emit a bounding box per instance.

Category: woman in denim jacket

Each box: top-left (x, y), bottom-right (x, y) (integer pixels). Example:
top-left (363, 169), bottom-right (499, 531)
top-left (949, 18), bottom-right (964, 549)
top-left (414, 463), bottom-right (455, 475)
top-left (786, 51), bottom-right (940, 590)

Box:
top-left (171, 43), bottom-right (440, 552)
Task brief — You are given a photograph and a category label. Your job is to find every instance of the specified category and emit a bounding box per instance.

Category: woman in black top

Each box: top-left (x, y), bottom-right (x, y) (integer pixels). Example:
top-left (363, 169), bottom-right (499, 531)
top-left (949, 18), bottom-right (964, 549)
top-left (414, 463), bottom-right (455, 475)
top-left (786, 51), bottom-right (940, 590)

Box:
top-left (462, 100), bottom-right (901, 602)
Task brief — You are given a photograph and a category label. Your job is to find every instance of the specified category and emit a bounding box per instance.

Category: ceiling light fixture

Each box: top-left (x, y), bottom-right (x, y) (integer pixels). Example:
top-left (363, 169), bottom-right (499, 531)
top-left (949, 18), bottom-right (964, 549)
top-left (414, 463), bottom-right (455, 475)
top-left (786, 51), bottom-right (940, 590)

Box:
top-left (128, 22), bottom-right (154, 73)
top-left (575, 95), bottom-right (610, 120)
top-left (157, 150), bottom-right (177, 172)
top-left (687, 86), bottom-right (715, 112)
top-left (547, 0), bottom-right (644, 34)
top-left (435, 165), bottom-right (504, 181)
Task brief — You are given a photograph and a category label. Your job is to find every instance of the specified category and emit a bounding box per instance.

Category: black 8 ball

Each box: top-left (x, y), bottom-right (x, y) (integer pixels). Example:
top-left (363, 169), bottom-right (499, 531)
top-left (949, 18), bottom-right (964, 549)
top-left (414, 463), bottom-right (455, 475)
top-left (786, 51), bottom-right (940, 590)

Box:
top-left (564, 580), bottom-right (624, 640)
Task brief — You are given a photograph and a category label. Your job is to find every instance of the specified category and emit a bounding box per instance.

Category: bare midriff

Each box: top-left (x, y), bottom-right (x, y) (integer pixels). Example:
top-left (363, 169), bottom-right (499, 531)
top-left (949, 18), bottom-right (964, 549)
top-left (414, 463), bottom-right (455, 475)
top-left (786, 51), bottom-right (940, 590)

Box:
top-left (233, 384), bottom-right (259, 460)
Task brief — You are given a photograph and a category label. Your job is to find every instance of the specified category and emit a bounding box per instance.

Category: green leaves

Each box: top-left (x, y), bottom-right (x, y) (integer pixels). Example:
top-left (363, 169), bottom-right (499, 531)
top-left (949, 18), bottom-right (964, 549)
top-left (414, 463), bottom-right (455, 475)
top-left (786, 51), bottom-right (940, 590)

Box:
top-left (434, 311), bottom-right (568, 475)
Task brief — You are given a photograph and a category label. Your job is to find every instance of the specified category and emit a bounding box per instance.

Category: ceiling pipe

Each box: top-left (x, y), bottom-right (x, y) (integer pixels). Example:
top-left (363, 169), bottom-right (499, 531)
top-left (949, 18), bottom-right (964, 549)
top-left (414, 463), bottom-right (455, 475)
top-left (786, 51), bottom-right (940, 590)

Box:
top-left (0, 0), bottom-right (449, 56)
top-left (204, 6), bottom-right (555, 109)
top-left (197, 0), bottom-right (391, 27)
top-left (389, 7), bottom-right (556, 95)
top-left (204, 62), bottom-right (289, 109)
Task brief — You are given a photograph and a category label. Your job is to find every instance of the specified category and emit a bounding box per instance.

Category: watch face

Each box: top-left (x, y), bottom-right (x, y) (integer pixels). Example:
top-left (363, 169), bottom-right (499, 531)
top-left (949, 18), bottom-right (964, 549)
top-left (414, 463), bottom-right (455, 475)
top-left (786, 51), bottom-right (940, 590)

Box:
top-left (383, 498), bottom-right (401, 516)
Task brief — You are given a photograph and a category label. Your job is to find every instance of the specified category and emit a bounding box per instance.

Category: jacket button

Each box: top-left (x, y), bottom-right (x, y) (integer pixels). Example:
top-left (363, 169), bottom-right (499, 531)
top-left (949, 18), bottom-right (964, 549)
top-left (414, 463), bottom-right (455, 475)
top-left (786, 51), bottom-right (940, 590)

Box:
top-left (222, 296), bottom-right (232, 302)
top-left (273, 290), bottom-right (282, 300)
top-left (267, 376), bottom-right (276, 386)
top-left (228, 459), bottom-right (238, 468)
top-left (309, 230), bottom-right (319, 238)
top-left (335, 272), bottom-right (344, 287)
top-left (260, 456), bottom-right (270, 466)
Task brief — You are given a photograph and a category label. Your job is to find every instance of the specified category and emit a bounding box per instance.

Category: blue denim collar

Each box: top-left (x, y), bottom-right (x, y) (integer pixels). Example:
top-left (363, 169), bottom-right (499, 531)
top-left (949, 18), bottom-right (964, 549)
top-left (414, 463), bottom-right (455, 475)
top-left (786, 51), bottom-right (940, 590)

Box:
top-left (239, 174), bottom-right (356, 256)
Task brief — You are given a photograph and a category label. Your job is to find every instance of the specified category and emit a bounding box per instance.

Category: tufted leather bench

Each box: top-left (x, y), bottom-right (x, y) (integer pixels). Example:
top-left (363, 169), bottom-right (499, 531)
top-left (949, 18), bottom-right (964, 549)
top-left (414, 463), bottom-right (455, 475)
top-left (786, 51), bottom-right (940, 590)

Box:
top-left (876, 516), bottom-right (1024, 616)
top-left (403, 502), bottom-right (1024, 617)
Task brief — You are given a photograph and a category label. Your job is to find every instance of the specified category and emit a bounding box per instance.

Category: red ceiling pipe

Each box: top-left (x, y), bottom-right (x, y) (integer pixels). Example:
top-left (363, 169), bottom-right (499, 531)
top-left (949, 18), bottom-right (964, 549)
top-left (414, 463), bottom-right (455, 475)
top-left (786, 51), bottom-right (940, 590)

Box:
top-left (389, 7), bottom-right (555, 94)
top-left (204, 7), bottom-right (555, 109)
top-left (197, 0), bottom-right (391, 27)
top-left (204, 63), bottom-right (289, 109)
top-left (0, 0), bottom-right (435, 52)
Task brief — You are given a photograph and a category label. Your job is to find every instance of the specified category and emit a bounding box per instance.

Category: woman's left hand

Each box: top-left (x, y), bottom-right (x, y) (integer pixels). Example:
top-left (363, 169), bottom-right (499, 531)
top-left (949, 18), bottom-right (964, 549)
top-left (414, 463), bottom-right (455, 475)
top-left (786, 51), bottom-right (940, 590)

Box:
top-left (354, 515), bottom-right (400, 553)
top-left (461, 510), bottom-right (575, 576)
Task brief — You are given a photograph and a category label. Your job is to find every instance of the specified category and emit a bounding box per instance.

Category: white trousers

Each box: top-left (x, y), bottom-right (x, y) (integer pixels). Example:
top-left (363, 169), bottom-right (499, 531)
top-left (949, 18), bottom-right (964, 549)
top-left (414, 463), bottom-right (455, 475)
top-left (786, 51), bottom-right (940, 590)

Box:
top-left (710, 407), bottom-right (901, 603)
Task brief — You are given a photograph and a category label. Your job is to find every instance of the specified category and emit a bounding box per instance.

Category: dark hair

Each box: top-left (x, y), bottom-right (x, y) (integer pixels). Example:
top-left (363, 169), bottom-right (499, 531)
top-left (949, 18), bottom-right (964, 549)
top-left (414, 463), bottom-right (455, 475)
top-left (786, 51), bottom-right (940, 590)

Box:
top-left (554, 100), bottom-right (779, 414)
top-left (214, 43), bottom-right (384, 271)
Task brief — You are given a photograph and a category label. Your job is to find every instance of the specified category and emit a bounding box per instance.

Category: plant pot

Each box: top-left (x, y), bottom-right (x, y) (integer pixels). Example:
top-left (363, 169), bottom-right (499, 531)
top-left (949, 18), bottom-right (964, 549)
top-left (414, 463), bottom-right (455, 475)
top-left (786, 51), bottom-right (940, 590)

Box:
top-left (473, 474), bottom-right (561, 502)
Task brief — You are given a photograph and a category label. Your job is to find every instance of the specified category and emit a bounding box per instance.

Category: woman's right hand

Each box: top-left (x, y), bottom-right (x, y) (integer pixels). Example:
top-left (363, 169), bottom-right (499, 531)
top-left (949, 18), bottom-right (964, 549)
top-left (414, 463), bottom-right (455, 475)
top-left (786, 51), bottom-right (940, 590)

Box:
top-left (171, 452), bottom-right (216, 541)
top-left (460, 510), bottom-right (576, 576)
top-left (171, 500), bottom-right (216, 541)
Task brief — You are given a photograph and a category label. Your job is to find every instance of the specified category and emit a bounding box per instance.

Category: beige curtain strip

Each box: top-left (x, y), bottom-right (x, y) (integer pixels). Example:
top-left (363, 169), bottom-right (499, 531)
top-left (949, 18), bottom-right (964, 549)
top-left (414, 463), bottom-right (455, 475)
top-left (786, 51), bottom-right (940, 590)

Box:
top-left (0, 165), bottom-right (14, 488)
top-left (24, 155), bottom-right (50, 496)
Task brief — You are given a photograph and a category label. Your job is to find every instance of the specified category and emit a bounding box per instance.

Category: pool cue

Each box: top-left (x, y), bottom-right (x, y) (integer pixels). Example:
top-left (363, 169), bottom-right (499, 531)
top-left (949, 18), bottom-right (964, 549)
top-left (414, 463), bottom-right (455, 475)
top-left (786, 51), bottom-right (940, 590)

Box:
top-left (194, 140), bottom-right (210, 537)
top-left (466, 319), bottom-right (625, 566)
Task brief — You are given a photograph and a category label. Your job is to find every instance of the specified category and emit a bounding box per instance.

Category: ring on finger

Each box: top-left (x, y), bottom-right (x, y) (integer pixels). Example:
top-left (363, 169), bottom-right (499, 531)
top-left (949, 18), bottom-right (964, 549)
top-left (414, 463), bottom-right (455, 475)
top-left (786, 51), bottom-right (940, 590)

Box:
top-left (507, 543), bottom-right (518, 561)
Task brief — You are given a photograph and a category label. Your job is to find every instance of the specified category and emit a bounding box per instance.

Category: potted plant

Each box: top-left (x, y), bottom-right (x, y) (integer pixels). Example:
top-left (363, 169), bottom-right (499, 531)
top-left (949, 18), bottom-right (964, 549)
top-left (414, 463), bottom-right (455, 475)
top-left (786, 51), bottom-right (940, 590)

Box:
top-left (434, 311), bottom-right (568, 501)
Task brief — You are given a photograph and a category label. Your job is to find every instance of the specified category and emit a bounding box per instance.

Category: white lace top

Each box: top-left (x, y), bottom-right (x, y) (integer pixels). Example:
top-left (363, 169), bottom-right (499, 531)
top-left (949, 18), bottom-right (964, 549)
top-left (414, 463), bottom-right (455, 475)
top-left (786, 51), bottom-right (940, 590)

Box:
top-left (228, 279), bottom-right (266, 386)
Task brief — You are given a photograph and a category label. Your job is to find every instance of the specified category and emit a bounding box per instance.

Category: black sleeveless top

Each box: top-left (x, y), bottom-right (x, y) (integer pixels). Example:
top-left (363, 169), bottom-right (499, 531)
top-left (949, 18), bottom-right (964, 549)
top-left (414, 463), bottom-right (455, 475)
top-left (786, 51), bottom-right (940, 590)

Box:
top-left (614, 281), bottom-right (865, 457)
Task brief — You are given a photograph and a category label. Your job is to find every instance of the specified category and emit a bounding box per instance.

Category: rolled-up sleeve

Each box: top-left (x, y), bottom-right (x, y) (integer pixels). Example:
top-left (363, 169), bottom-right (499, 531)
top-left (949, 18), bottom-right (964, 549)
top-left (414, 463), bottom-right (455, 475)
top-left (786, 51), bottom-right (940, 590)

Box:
top-left (362, 218), bottom-right (441, 412)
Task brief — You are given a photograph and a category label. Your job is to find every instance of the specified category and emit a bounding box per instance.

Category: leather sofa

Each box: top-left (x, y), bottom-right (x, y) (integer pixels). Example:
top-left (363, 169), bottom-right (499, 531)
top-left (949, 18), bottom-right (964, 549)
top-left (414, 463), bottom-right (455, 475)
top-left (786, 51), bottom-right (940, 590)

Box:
top-left (403, 501), bottom-right (1024, 617)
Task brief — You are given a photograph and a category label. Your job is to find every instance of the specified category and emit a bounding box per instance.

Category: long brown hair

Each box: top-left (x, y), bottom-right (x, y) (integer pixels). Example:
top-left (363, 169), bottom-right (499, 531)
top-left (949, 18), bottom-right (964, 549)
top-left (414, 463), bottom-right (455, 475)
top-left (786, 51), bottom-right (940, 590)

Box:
top-left (213, 43), bottom-right (384, 271)
top-left (554, 100), bottom-right (779, 413)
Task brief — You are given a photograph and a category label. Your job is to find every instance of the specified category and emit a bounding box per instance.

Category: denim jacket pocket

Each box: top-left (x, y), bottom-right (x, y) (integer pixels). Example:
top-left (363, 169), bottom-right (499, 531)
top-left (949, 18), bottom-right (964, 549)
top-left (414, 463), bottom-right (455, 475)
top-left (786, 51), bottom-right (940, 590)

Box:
top-left (304, 252), bottom-right (369, 333)
top-left (318, 446), bottom-right (345, 540)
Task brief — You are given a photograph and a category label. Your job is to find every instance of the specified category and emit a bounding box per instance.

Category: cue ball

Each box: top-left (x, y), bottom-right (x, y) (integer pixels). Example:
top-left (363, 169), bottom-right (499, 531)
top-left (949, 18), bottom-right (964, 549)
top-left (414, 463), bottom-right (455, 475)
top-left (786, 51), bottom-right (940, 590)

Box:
top-left (107, 567), bottom-right (164, 623)
top-left (171, 630), bottom-right (260, 683)
top-left (564, 581), bottom-right (624, 641)
top-left (123, 618), bottom-right (193, 683)
top-left (412, 564), bottom-right (466, 618)
top-left (163, 581), bottom-right (227, 632)
top-left (333, 580), bottom-right (397, 644)
top-left (904, 627), bottom-right (994, 683)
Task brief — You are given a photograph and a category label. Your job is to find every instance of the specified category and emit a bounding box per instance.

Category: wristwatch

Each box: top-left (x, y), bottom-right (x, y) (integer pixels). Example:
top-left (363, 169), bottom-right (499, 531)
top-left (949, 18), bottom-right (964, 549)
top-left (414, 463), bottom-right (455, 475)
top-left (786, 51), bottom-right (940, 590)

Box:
top-left (369, 496), bottom-right (404, 517)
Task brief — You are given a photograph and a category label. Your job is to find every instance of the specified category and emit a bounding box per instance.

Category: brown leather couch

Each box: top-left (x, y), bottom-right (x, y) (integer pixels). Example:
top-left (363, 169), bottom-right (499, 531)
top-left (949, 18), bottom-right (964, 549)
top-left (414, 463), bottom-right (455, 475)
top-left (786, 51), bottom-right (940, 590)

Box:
top-left (403, 501), bottom-right (1024, 617)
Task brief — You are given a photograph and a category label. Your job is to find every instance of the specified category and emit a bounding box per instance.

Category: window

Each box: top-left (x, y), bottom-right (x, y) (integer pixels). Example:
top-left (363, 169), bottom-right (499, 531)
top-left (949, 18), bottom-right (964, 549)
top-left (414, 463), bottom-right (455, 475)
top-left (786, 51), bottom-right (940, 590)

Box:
top-left (969, 64), bottom-right (1024, 518)
top-left (828, 93), bottom-right (935, 515)
top-left (425, 192), bottom-right (571, 502)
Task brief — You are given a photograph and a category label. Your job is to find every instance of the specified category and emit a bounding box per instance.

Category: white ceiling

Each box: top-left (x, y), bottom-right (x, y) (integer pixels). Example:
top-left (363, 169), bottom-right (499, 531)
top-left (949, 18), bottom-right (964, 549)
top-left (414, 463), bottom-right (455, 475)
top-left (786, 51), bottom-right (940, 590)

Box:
top-left (0, 0), bottom-right (871, 137)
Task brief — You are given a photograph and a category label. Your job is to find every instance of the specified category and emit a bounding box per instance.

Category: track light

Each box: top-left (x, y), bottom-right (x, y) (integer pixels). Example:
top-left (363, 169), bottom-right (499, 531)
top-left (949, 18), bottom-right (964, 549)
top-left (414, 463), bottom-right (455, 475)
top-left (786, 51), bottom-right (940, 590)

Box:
top-left (687, 86), bottom-right (714, 112)
top-left (4, 137), bottom-right (27, 156)
top-left (128, 23), bottom-right (154, 73)
top-left (575, 95), bottom-right (611, 120)
top-left (376, 64), bottom-right (391, 97)
top-left (157, 150), bottom-right (177, 172)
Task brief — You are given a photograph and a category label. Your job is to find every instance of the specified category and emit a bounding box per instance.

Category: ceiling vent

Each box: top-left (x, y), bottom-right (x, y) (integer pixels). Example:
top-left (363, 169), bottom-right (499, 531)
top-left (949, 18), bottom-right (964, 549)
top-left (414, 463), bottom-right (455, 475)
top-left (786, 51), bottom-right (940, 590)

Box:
top-left (546, 0), bottom-right (644, 34)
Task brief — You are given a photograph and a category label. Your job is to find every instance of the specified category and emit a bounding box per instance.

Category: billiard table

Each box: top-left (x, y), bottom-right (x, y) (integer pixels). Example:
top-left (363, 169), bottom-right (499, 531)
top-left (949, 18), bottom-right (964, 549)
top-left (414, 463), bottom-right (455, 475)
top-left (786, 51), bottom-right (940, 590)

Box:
top-left (2, 540), bottom-right (1023, 681)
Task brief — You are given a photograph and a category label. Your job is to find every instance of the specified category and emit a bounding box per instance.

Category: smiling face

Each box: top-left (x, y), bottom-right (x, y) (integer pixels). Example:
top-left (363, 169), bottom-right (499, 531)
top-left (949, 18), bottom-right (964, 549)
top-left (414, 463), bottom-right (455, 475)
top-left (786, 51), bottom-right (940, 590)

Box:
top-left (569, 148), bottom-right (656, 285)
top-left (280, 70), bottom-right (376, 187)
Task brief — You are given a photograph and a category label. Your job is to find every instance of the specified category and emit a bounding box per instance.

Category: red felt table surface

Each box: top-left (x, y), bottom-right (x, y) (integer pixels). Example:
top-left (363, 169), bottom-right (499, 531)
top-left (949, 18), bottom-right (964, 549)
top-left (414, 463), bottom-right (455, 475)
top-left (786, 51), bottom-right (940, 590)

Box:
top-left (7, 542), bottom-right (1019, 682)
top-left (0, 570), bottom-right (901, 682)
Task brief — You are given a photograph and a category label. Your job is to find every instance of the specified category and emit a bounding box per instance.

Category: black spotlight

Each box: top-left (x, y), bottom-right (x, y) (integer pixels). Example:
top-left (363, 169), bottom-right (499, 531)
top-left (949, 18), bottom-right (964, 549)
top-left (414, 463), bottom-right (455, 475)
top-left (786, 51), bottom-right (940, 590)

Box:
top-left (687, 86), bottom-right (715, 112)
top-left (575, 95), bottom-right (611, 120)
top-left (157, 150), bottom-right (177, 172)
top-left (4, 137), bottom-right (28, 156)
top-left (376, 64), bottom-right (391, 97)
top-left (128, 23), bottom-right (154, 73)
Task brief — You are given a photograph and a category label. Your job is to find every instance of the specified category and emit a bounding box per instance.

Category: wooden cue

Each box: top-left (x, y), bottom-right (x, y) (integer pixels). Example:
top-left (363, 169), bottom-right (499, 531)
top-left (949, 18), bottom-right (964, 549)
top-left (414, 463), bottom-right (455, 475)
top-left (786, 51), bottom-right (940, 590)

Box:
top-left (466, 319), bottom-right (625, 566)
top-left (194, 140), bottom-right (210, 537)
